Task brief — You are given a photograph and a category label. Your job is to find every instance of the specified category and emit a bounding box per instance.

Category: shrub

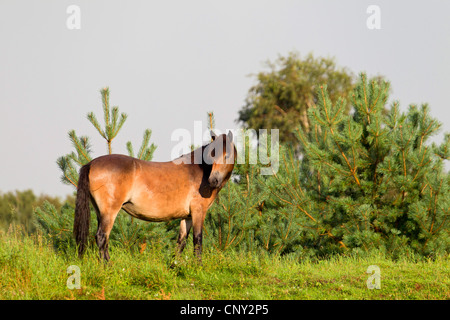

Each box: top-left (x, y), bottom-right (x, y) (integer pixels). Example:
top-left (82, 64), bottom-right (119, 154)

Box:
top-left (260, 73), bottom-right (450, 257)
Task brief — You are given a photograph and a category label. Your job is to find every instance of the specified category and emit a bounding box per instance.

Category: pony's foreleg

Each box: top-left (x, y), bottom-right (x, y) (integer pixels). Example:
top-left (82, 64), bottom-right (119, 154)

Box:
top-left (176, 218), bottom-right (192, 256)
top-left (191, 207), bottom-right (206, 264)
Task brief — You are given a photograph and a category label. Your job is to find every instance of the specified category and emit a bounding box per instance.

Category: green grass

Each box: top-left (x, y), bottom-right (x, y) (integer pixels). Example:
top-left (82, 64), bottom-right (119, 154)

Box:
top-left (0, 230), bottom-right (448, 300)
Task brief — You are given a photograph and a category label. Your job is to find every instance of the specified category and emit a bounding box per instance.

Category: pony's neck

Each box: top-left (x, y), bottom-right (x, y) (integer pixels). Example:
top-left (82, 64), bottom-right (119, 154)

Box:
top-left (174, 145), bottom-right (209, 166)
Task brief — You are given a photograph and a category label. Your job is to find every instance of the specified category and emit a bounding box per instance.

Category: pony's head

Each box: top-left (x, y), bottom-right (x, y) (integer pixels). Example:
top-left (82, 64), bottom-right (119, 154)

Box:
top-left (203, 131), bottom-right (236, 188)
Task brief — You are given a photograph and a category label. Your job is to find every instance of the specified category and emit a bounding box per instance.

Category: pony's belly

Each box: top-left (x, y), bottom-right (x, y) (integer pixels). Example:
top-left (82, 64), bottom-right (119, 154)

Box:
top-left (121, 202), bottom-right (190, 222)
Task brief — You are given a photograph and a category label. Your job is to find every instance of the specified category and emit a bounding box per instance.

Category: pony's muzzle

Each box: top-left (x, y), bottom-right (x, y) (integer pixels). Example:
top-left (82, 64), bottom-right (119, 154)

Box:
top-left (208, 176), bottom-right (220, 188)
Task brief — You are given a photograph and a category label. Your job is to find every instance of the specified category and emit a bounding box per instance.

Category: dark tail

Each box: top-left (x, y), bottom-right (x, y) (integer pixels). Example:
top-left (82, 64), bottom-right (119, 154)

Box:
top-left (74, 163), bottom-right (91, 257)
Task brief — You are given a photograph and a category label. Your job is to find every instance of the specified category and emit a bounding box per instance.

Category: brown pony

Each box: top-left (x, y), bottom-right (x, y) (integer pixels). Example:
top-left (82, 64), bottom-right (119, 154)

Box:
top-left (74, 131), bottom-right (236, 263)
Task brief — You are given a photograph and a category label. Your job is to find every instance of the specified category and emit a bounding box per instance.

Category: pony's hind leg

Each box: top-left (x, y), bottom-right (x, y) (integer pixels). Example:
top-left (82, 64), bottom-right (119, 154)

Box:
top-left (170, 218), bottom-right (192, 268)
top-left (176, 218), bottom-right (192, 256)
top-left (95, 206), bottom-right (121, 262)
top-left (96, 224), bottom-right (110, 261)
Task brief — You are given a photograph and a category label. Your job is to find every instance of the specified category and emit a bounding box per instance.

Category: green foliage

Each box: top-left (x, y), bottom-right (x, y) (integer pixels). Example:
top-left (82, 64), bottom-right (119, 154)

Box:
top-left (34, 200), bottom-right (84, 250)
top-left (56, 131), bottom-right (92, 186)
top-left (237, 52), bottom-right (354, 149)
top-left (0, 190), bottom-right (39, 233)
top-left (87, 87), bottom-right (128, 154)
top-left (206, 73), bottom-right (449, 259)
top-left (109, 212), bottom-right (177, 252)
top-left (126, 129), bottom-right (157, 161)
top-left (286, 73), bottom-right (448, 257)
top-left (205, 164), bottom-right (265, 251)
top-left (0, 190), bottom-right (71, 234)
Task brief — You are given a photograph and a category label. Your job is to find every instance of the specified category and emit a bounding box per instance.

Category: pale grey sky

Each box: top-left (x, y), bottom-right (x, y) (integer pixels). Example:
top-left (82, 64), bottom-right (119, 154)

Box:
top-left (1, 0), bottom-right (449, 197)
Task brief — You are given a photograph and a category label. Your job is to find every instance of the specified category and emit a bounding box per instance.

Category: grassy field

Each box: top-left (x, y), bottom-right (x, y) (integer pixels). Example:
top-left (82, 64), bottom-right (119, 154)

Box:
top-left (0, 230), bottom-right (448, 300)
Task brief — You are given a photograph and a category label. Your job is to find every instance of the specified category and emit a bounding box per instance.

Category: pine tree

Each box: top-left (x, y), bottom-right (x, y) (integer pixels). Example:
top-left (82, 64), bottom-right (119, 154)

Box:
top-left (87, 87), bottom-right (128, 155)
top-left (265, 73), bottom-right (450, 257)
top-left (57, 87), bottom-right (156, 187)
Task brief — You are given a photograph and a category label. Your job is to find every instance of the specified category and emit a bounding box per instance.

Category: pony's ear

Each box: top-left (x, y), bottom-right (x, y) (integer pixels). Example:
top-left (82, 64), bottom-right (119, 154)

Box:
top-left (210, 130), bottom-right (217, 141)
top-left (227, 131), bottom-right (233, 141)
